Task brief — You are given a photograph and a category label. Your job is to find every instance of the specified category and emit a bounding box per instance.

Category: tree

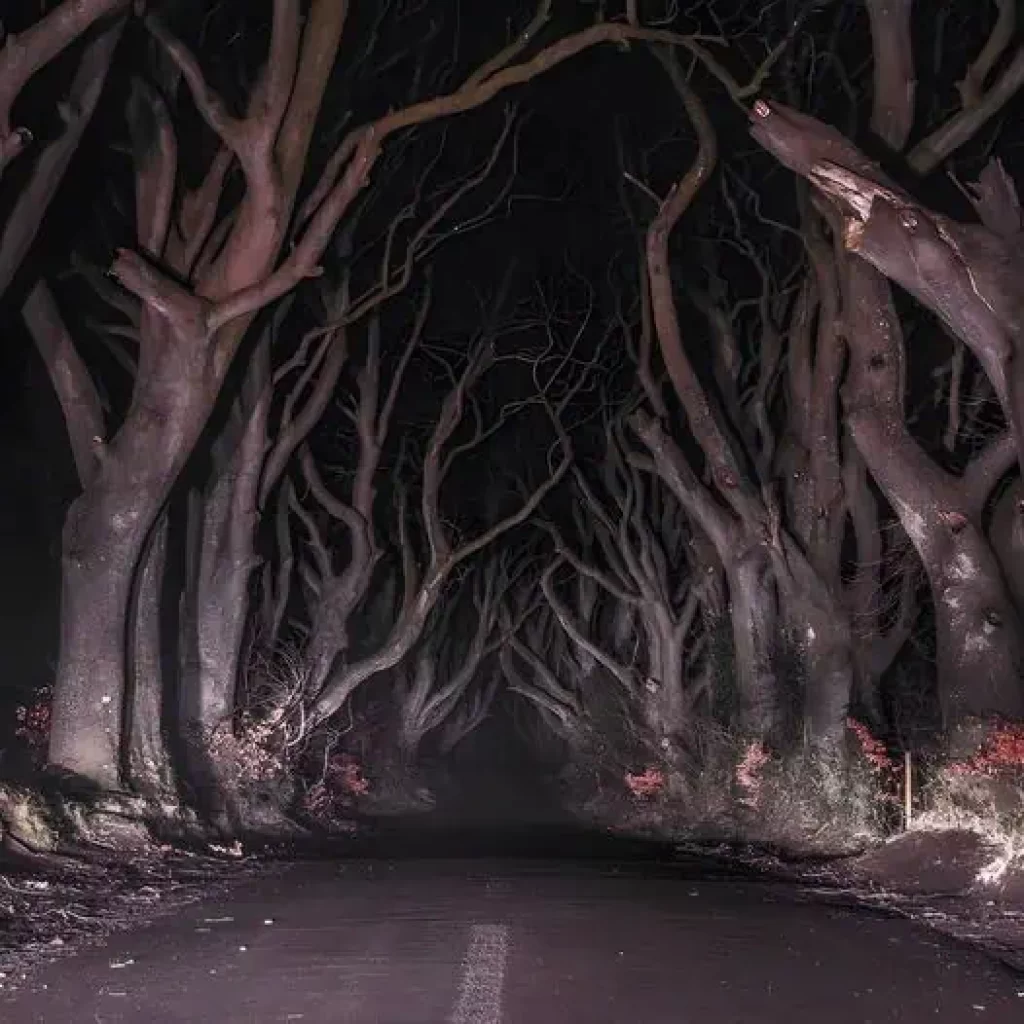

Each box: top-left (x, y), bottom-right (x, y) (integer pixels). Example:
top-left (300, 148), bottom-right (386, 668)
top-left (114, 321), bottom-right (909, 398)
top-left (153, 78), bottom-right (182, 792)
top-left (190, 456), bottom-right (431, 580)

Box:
top-left (749, 1), bottom-right (1024, 746)
top-left (23, 1), bottom-right (778, 793)
top-left (514, 0), bottom-right (1023, 785)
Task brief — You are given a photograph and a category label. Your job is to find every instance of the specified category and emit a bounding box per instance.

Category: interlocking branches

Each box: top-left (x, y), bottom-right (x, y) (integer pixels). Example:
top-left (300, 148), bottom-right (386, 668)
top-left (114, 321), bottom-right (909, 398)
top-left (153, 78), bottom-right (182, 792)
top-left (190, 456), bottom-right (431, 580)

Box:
top-left (110, 4), bottom-right (793, 357)
top-left (300, 295), bottom-right (587, 729)
top-left (291, 295), bottom-right (426, 698)
top-left (396, 554), bottom-right (508, 756)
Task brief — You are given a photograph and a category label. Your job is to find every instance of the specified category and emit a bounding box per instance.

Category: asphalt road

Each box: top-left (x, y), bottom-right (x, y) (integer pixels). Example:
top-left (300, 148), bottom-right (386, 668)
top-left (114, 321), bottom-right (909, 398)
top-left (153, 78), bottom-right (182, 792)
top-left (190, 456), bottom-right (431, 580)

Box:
top-left (4, 830), bottom-right (1023, 1023)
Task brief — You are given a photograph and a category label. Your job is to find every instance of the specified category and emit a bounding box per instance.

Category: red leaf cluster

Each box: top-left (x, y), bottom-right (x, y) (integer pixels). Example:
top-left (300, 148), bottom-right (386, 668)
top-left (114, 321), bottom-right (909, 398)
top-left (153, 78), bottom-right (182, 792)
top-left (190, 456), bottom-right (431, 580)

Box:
top-left (847, 717), bottom-right (895, 773)
top-left (14, 688), bottom-right (52, 760)
top-left (625, 766), bottom-right (665, 799)
top-left (948, 722), bottom-right (1024, 778)
top-left (304, 753), bottom-right (372, 819)
top-left (735, 740), bottom-right (770, 807)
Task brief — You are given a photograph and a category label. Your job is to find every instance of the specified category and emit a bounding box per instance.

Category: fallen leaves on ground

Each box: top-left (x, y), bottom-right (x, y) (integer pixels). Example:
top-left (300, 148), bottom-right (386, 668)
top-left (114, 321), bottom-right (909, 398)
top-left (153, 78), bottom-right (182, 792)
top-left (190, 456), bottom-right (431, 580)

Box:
top-left (0, 847), bottom-right (273, 992)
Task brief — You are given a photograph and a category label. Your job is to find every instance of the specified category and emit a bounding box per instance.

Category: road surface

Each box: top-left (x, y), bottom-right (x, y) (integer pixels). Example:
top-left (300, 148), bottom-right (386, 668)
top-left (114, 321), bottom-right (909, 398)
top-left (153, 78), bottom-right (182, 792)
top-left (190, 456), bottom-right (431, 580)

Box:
top-left (3, 829), bottom-right (1022, 1023)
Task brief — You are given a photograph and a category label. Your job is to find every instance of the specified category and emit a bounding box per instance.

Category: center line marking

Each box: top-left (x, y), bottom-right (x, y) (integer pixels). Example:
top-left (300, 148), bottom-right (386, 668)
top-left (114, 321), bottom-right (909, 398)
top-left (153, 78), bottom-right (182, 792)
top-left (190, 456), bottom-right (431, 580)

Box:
top-left (449, 923), bottom-right (509, 1024)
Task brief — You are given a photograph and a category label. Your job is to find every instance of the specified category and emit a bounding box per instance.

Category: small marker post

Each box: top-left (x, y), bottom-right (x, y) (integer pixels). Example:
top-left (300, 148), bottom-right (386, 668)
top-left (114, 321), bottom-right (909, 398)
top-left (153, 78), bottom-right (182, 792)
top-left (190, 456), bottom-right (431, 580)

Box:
top-left (903, 750), bottom-right (913, 829)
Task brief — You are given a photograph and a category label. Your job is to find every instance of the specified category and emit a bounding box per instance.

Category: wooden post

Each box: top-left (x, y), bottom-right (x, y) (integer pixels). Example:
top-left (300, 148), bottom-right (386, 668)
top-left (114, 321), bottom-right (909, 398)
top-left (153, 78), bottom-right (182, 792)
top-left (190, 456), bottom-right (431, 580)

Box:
top-left (903, 750), bottom-right (913, 829)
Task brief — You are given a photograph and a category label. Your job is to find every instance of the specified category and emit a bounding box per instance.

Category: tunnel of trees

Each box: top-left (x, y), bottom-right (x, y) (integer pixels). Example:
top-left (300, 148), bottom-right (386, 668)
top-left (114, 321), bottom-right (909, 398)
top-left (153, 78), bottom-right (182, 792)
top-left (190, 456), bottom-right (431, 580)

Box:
top-left (1, 0), bottom-right (1022, 849)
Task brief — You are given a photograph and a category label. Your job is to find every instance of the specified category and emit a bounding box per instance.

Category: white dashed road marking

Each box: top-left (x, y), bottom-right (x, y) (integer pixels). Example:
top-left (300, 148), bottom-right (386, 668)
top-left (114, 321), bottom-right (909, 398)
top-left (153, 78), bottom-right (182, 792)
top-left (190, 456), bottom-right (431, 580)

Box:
top-left (449, 924), bottom-right (509, 1024)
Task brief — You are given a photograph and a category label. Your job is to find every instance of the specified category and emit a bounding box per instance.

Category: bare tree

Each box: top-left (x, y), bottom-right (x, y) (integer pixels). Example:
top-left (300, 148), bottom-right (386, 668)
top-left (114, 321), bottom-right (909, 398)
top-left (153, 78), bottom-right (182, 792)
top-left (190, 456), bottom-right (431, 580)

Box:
top-left (621, 51), bottom-right (856, 748)
top-left (543, 414), bottom-right (705, 754)
top-left (23, 0), bottom-right (786, 792)
top-left (394, 556), bottom-right (506, 760)
top-left (302, 324), bottom-right (576, 730)
top-left (748, 0), bottom-right (1024, 744)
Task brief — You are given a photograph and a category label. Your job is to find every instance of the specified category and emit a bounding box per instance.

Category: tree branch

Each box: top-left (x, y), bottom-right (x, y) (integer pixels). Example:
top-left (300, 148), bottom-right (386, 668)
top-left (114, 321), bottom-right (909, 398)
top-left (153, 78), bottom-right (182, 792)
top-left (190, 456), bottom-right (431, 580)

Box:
top-left (863, 0), bottom-right (915, 151)
top-left (645, 50), bottom-right (759, 526)
top-left (0, 20), bottom-right (123, 301)
top-left (127, 77), bottom-right (177, 258)
top-left (541, 560), bottom-right (635, 694)
top-left (0, 0), bottom-right (127, 142)
top-left (908, 44), bottom-right (1024, 174)
top-left (22, 281), bottom-right (105, 487)
top-left (957, 0), bottom-right (1016, 108)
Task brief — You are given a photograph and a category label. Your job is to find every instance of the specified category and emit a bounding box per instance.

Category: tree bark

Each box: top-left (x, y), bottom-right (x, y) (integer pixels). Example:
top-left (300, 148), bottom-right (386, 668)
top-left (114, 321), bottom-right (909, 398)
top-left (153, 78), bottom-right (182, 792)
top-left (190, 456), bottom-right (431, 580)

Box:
top-left (126, 512), bottom-right (174, 795)
top-left (842, 258), bottom-right (1024, 728)
top-left (49, 338), bottom-right (217, 785)
top-left (630, 412), bottom-right (782, 740)
top-left (192, 341), bottom-right (271, 737)
top-left (751, 96), bottom-right (1024, 735)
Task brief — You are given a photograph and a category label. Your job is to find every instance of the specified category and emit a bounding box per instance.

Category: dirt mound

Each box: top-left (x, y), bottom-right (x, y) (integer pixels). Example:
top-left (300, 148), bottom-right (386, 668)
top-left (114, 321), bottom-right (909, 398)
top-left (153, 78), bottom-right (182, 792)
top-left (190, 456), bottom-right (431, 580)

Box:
top-left (850, 829), bottom-right (994, 895)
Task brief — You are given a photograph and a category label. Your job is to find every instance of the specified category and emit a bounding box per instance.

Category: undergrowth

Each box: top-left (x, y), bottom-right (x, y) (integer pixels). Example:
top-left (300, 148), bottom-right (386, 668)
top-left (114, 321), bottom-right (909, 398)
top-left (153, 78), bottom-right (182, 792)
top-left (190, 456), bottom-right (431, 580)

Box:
top-left (912, 721), bottom-right (1024, 887)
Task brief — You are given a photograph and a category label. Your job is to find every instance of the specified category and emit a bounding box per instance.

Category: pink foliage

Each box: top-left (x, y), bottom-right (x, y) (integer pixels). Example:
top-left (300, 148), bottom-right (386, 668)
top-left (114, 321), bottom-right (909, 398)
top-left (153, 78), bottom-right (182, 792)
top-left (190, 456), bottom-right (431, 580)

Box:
top-left (625, 766), bottom-right (665, 799)
top-left (948, 722), bottom-right (1024, 778)
top-left (333, 754), bottom-right (371, 796)
top-left (14, 688), bottom-right (52, 763)
top-left (736, 740), bottom-right (769, 807)
top-left (304, 753), bottom-right (371, 819)
top-left (846, 717), bottom-right (895, 773)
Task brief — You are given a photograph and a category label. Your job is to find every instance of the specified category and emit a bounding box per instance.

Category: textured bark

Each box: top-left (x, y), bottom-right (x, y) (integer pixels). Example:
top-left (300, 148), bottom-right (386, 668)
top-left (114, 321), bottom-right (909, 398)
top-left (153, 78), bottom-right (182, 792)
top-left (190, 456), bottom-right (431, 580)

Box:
top-left (49, 337), bottom-right (217, 785)
top-left (803, 158), bottom-right (1024, 473)
top-left (193, 343), bottom-right (271, 736)
top-left (842, 259), bottom-right (1023, 725)
top-left (769, 532), bottom-right (854, 747)
top-left (48, 1), bottom-right (334, 786)
top-left (126, 513), bottom-right (174, 796)
top-left (792, 217), bottom-right (847, 584)
top-left (640, 67), bottom-right (861, 746)
top-left (641, 606), bottom-right (688, 734)
top-left (631, 412), bottom-right (781, 740)
top-left (751, 97), bottom-right (1024, 731)
top-left (37, 0), bottom-right (789, 791)
top-left (726, 550), bottom-right (781, 739)
top-left (842, 436), bottom-right (914, 722)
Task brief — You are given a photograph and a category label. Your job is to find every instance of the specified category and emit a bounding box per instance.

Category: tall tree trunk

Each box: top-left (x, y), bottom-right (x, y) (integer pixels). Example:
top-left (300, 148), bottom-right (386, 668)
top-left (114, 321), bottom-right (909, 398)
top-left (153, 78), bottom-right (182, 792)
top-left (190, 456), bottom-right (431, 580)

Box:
top-left (177, 487), bottom-right (229, 826)
top-left (165, 347), bottom-right (273, 830)
top-left (125, 511), bottom-right (175, 795)
top-left (630, 413), bottom-right (783, 741)
top-left (770, 534), bottom-right (854, 747)
top-left (726, 549), bottom-right (781, 740)
top-left (749, 97), bottom-right (1024, 741)
top-left (642, 606), bottom-right (686, 735)
top-left (194, 341), bottom-right (270, 737)
top-left (49, 340), bottom-right (221, 786)
top-left (50, 513), bottom-right (134, 789)
top-left (843, 259), bottom-right (1024, 733)
top-left (47, 0), bottom-right (350, 790)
